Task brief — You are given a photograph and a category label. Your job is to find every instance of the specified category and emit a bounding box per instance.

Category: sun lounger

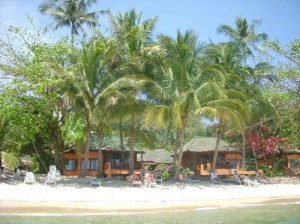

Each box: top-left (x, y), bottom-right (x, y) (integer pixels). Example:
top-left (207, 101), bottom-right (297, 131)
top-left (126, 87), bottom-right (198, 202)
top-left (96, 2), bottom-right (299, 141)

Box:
top-left (144, 172), bottom-right (157, 187)
top-left (210, 172), bottom-right (222, 184)
top-left (45, 171), bottom-right (57, 185)
top-left (127, 174), bottom-right (142, 187)
top-left (24, 172), bottom-right (36, 184)
top-left (90, 178), bottom-right (101, 187)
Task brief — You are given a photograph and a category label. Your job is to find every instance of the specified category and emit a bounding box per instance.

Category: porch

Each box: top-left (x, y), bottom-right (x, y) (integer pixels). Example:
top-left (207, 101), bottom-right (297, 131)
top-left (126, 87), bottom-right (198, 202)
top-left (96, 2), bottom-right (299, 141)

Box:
top-left (103, 162), bottom-right (142, 178)
top-left (198, 162), bottom-right (257, 176)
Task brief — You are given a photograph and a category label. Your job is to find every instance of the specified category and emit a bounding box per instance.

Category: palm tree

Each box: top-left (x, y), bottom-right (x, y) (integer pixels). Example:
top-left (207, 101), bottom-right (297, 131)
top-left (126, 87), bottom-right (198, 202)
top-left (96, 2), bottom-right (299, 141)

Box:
top-left (105, 9), bottom-right (158, 174)
top-left (143, 30), bottom-right (232, 181)
top-left (39, 0), bottom-right (100, 45)
top-left (70, 39), bottom-right (117, 177)
top-left (199, 98), bottom-right (251, 172)
top-left (217, 17), bottom-right (268, 66)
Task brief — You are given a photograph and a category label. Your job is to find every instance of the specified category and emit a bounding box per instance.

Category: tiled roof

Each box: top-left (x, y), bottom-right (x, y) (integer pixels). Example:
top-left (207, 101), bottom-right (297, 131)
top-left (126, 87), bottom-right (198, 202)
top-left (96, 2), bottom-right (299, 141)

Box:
top-left (183, 136), bottom-right (241, 153)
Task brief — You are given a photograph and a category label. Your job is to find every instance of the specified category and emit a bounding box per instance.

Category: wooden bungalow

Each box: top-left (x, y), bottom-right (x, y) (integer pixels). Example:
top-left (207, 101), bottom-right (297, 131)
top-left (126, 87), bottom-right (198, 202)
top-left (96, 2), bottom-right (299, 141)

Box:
top-left (257, 150), bottom-right (300, 176)
top-left (64, 148), bottom-right (144, 177)
top-left (182, 136), bottom-right (255, 176)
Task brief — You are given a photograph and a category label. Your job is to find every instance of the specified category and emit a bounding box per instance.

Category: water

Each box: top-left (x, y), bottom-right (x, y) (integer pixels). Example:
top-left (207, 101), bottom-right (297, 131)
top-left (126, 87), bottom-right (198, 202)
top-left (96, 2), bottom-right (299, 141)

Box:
top-left (1, 203), bottom-right (300, 224)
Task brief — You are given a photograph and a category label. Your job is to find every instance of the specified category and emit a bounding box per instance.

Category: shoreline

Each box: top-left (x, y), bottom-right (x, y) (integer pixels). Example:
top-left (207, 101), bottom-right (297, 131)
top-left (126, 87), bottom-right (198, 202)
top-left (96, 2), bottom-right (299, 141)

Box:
top-left (1, 176), bottom-right (300, 214)
top-left (1, 197), bottom-right (300, 214)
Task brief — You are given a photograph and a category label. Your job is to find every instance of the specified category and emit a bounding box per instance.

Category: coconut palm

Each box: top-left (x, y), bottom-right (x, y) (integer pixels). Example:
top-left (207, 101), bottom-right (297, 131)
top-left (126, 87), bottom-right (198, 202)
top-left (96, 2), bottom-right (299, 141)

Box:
top-left (104, 9), bottom-right (158, 174)
top-left (217, 17), bottom-right (268, 66)
top-left (70, 39), bottom-right (120, 177)
top-left (205, 41), bottom-right (277, 172)
top-left (143, 30), bottom-right (236, 181)
top-left (39, 0), bottom-right (100, 45)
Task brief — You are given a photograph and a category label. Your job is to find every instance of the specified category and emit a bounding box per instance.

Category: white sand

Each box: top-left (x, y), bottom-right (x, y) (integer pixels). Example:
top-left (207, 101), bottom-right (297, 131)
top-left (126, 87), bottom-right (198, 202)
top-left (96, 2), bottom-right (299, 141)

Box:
top-left (1, 176), bottom-right (300, 213)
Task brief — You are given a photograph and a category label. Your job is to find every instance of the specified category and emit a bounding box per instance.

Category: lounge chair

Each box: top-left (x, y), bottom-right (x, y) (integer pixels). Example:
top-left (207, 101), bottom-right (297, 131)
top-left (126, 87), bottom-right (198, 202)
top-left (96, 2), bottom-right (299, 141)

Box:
top-left (90, 178), bottom-right (101, 187)
top-left (127, 173), bottom-right (142, 187)
top-left (24, 172), bottom-right (36, 184)
top-left (210, 172), bottom-right (222, 184)
top-left (232, 169), bottom-right (241, 185)
top-left (187, 172), bottom-right (197, 182)
top-left (144, 172), bottom-right (157, 187)
top-left (45, 171), bottom-right (57, 185)
top-left (49, 165), bottom-right (61, 177)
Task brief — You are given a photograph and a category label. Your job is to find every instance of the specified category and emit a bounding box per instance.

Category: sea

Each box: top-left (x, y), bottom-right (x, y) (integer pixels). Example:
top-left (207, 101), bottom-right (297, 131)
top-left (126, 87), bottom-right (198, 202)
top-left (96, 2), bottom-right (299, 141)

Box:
top-left (1, 202), bottom-right (300, 224)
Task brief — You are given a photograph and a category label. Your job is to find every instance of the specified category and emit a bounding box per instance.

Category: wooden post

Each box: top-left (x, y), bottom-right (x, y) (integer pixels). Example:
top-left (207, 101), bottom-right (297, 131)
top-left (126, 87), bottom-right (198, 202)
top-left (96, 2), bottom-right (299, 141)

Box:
top-left (207, 162), bottom-right (211, 171)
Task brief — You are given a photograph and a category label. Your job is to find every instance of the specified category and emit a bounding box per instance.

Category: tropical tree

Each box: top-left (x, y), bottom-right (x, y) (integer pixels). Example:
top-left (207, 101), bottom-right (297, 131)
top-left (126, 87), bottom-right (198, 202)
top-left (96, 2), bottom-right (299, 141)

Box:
top-left (0, 24), bottom-right (74, 173)
top-left (143, 30), bottom-right (235, 181)
top-left (68, 39), bottom-right (115, 177)
top-left (264, 39), bottom-right (300, 148)
top-left (39, 0), bottom-right (100, 45)
top-left (105, 9), bottom-right (158, 174)
top-left (217, 17), bottom-right (268, 66)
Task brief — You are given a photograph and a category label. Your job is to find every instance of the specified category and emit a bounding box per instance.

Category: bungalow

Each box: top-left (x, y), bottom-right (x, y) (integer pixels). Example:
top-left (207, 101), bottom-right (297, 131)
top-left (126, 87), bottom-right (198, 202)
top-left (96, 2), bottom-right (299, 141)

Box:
top-left (64, 148), bottom-right (144, 177)
top-left (181, 136), bottom-right (255, 176)
top-left (257, 150), bottom-right (300, 176)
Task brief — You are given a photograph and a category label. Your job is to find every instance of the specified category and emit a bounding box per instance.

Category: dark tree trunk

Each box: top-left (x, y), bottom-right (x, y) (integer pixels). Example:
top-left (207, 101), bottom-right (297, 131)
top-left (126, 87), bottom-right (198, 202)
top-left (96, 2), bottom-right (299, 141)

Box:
top-left (32, 142), bottom-right (48, 172)
top-left (211, 130), bottom-right (222, 173)
top-left (97, 123), bottom-right (103, 178)
top-left (173, 127), bottom-right (185, 181)
top-left (119, 119), bottom-right (125, 150)
top-left (81, 117), bottom-right (92, 177)
top-left (128, 114), bottom-right (136, 175)
top-left (252, 148), bottom-right (259, 178)
top-left (242, 132), bottom-right (246, 170)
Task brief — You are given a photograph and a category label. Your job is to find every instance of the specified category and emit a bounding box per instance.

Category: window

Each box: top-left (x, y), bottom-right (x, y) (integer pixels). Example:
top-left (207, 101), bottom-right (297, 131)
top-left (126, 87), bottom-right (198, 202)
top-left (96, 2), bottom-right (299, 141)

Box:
top-left (65, 159), bottom-right (77, 171)
top-left (81, 159), bottom-right (98, 170)
top-left (290, 159), bottom-right (300, 168)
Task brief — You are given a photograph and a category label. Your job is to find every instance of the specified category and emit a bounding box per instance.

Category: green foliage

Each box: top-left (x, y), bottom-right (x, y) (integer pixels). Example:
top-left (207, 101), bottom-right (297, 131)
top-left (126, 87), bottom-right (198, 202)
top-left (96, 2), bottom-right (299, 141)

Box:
top-left (259, 157), bottom-right (285, 177)
top-left (2, 152), bottom-right (20, 170)
top-left (60, 113), bottom-right (86, 149)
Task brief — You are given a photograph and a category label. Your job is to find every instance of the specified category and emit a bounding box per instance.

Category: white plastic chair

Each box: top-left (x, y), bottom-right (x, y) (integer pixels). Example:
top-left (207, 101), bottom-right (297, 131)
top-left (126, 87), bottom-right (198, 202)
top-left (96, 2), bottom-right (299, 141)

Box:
top-left (24, 172), bottom-right (36, 184)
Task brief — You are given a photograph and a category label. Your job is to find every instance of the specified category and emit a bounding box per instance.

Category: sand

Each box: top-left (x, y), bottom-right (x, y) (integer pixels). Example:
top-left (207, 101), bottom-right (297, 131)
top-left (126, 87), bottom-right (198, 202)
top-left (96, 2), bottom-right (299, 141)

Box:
top-left (1, 175), bottom-right (300, 214)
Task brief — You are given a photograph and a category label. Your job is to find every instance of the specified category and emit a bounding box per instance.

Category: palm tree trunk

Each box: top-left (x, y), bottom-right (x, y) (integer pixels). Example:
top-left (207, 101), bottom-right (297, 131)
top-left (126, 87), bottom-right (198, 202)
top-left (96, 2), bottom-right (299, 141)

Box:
top-left (172, 131), bottom-right (180, 168)
top-left (97, 123), bottom-right (103, 178)
top-left (211, 130), bottom-right (222, 173)
top-left (242, 132), bottom-right (246, 170)
top-left (81, 117), bottom-right (92, 177)
top-left (128, 114), bottom-right (136, 175)
top-left (252, 147), bottom-right (259, 178)
top-left (119, 119), bottom-right (125, 150)
top-left (0, 147), bottom-right (2, 169)
top-left (71, 22), bottom-right (75, 46)
top-left (173, 127), bottom-right (185, 181)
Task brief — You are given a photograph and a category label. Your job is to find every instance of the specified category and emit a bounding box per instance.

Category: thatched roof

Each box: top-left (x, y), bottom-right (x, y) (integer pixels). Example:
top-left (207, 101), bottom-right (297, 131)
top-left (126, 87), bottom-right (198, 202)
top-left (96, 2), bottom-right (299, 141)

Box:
top-left (137, 149), bottom-right (173, 163)
top-left (183, 136), bottom-right (241, 153)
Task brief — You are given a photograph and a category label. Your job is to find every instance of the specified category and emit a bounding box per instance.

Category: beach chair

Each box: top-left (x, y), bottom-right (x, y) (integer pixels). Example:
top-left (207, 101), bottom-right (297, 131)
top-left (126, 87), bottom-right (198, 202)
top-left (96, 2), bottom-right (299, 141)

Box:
top-left (90, 178), bottom-right (101, 187)
top-left (127, 173), bottom-right (142, 187)
top-left (45, 171), bottom-right (57, 185)
top-left (24, 172), bottom-right (36, 184)
top-left (232, 169), bottom-right (241, 185)
top-left (144, 172), bottom-right (157, 187)
top-left (187, 172), bottom-right (197, 183)
top-left (210, 172), bottom-right (222, 184)
top-left (49, 165), bottom-right (61, 178)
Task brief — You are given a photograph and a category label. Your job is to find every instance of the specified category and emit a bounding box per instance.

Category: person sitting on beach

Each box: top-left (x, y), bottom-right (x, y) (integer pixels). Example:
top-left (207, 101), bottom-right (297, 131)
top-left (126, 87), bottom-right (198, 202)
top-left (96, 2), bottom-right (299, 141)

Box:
top-left (127, 173), bottom-right (142, 187)
top-left (144, 172), bottom-right (157, 187)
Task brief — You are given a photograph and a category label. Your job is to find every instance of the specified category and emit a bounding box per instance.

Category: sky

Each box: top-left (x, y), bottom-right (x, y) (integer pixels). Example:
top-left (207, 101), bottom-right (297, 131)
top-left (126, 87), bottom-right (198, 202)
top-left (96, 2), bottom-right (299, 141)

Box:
top-left (0, 0), bottom-right (299, 47)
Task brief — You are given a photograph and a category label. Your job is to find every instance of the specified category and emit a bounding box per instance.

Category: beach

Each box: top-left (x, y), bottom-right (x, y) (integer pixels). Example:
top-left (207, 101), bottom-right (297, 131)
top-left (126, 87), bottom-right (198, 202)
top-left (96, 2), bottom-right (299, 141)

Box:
top-left (1, 175), bottom-right (300, 214)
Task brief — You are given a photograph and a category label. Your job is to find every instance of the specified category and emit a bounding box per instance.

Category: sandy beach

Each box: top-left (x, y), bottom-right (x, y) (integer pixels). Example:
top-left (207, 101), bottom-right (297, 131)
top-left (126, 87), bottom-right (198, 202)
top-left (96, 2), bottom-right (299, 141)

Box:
top-left (1, 175), bottom-right (300, 214)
